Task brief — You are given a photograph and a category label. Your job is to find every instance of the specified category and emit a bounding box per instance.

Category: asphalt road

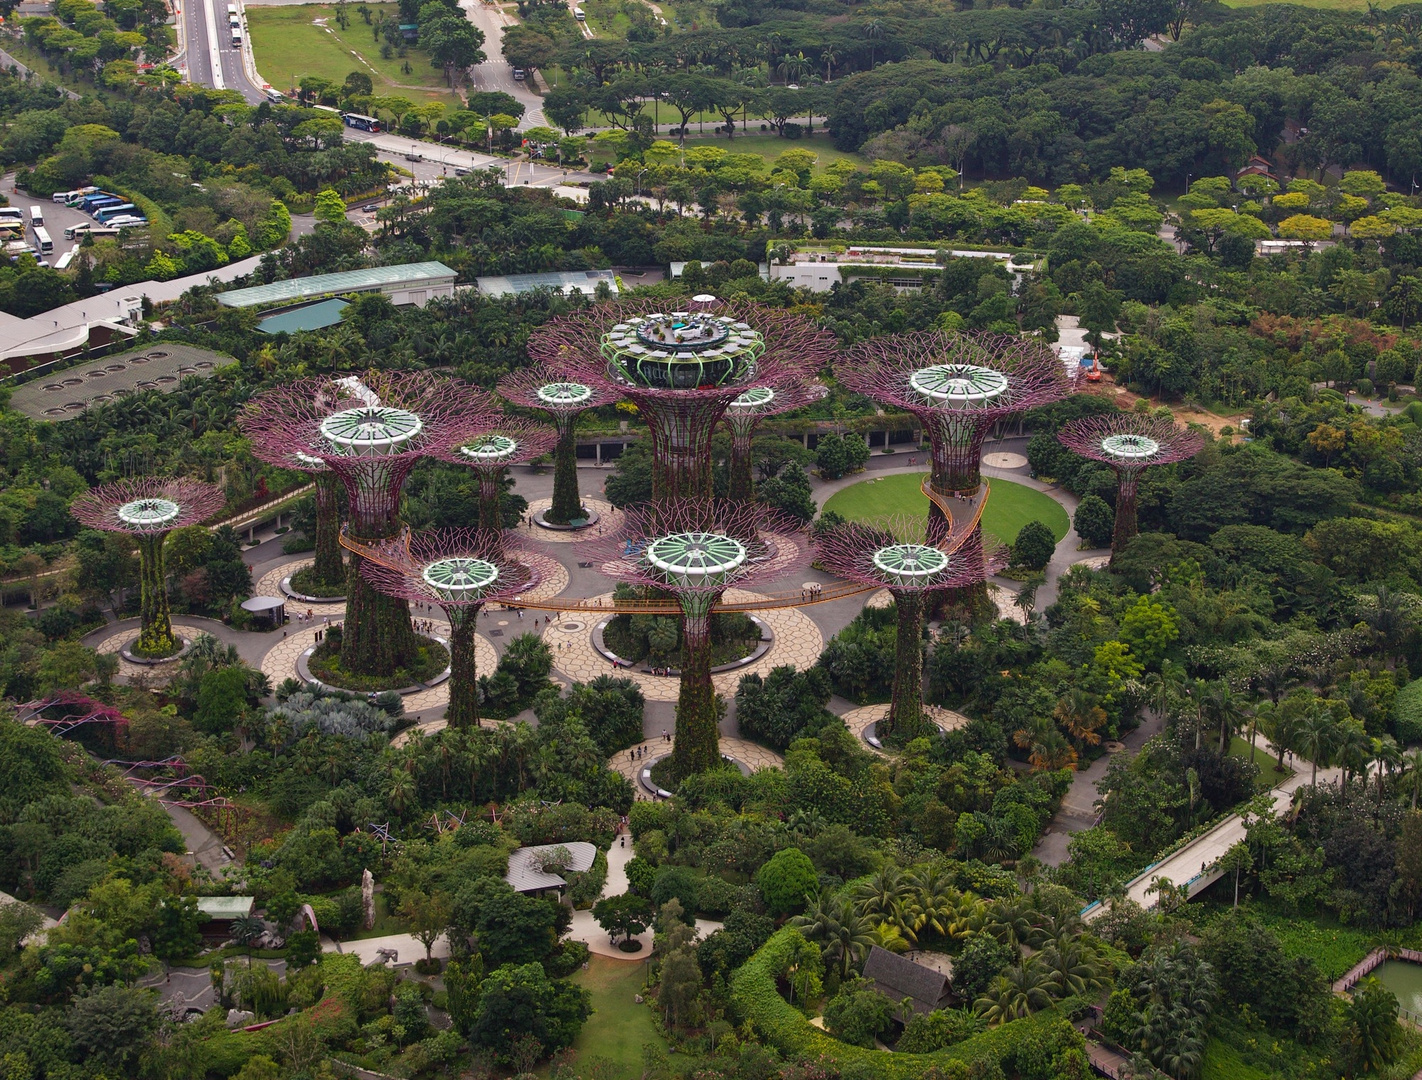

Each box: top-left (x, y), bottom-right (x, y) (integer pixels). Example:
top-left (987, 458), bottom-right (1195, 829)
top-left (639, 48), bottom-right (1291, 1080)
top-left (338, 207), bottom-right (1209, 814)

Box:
top-left (461, 0), bottom-right (546, 126)
top-left (180, 0), bottom-right (267, 103)
top-left (0, 174), bottom-right (105, 267)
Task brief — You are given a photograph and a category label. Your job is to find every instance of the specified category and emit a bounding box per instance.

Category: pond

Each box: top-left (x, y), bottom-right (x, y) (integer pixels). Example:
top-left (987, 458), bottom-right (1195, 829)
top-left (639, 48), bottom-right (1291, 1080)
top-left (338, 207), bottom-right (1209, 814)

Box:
top-left (1371, 960), bottom-right (1422, 1018)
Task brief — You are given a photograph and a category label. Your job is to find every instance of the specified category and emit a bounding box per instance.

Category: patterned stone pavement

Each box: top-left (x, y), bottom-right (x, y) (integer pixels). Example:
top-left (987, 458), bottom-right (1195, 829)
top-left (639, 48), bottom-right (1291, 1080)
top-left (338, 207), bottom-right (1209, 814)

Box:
top-left (982, 452), bottom-right (1029, 469)
top-left (391, 715), bottom-right (509, 748)
top-left (487, 550), bottom-right (569, 607)
top-left (540, 588), bottom-right (824, 702)
top-left (97, 623), bottom-right (209, 680)
top-left (257, 616), bottom-right (496, 713)
top-left (519, 497), bottom-right (625, 544)
top-left (866, 588), bottom-right (893, 609)
top-left (989, 583), bottom-right (1029, 625)
top-left (610, 734), bottom-right (784, 799)
top-left (839, 702), bottom-right (972, 756)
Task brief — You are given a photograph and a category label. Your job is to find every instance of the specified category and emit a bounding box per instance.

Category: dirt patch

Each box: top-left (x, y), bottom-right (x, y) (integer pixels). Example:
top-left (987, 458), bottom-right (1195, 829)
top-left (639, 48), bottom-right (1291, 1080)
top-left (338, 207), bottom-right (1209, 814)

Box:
top-left (1080, 377), bottom-right (1246, 437)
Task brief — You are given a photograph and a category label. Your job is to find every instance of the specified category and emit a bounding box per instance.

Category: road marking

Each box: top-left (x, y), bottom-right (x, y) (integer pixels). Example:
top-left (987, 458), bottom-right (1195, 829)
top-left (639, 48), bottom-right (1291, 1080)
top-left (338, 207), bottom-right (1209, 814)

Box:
top-left (201, 0), bottom-right (225, 90)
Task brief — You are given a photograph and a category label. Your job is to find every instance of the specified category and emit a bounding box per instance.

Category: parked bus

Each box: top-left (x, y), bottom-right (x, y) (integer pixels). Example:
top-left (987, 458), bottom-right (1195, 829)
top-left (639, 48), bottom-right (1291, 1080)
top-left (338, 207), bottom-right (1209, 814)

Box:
top-left (110, 217), bottom-right (149, 229)
top-left (66, 222), bottom-right (119, 240)
top-left (0, 206), bottom-right (24, 223)
top-left (53, 249), bottom-right (76, 271)
top-left (29, 205), bottom-right (43, 227)
top-left (32, 226), bottom-right (52, 255)
top-left (341, 112), bottom-right (381, 133)
top-left (95, 204), bottom-right (137, 224)
top-left (82, 193), bottom-right (122, 213)
top-left (54, 186), bottom-right (98, 204)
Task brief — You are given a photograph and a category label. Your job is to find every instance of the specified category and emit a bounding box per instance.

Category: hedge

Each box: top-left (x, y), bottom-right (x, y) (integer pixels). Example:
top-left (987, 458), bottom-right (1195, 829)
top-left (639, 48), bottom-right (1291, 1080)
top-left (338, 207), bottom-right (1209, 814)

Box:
top-left (730, 928), bottom-right (1087, 1080)
top-left (1394, 678), bottom-right (1422, 744)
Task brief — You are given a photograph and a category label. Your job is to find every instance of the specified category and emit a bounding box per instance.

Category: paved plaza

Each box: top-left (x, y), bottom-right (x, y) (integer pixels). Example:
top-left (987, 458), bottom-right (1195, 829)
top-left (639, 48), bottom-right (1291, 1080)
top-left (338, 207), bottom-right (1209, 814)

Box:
top-left (519, 496), bottom-right (625, 543)
top-left (96, 622), bottom-right (211, 679)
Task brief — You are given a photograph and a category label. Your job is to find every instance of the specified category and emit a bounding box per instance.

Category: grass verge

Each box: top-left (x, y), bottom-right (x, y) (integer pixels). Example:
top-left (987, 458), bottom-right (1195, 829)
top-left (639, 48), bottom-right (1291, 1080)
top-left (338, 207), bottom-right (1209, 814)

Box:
top-left (557, 955), bottom-right (663, 1078)
top-left (821, 473), bottom-right (1070, 544)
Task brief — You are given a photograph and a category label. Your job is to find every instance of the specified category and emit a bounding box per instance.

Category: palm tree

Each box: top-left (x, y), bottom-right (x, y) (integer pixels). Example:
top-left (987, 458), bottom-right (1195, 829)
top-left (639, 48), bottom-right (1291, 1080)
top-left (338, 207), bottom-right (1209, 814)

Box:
top-left (776, 51), bottom-right (809, 85)
top-left (1013, 573), bottom-right (1045, 631)
top-left (1202, 681), bottom-right (1249, 755)
top-left (851, 865), bottom-right (913, 939)
top-left (1145, 661), bottom-right (1189, 721)
top-left (1335, 722), bottom-right (1374, 791)
top-left (1036, 938), bottom-right (1103, 997)
top-left (791, 893), bottom-right (876, 980)
top-left (975, 962), bottom-right (1056, 1025)
top-left (982, 897), bottom-right (1038, 948)
top-left (1402, 748), bottom-right (1422, 810)
top-left (1295, 708), bottom-right (1337, 788)
top-left (1054, 688), bottom-right (1107, 748)
top-left (864, 19), bottom-right (884, 67)
top-left (230, 914), bottom-right (265, 947)
top-left (1373, 735), bottom-right (1403, 807)
top-left (820, 44), bottom-right (839, 81)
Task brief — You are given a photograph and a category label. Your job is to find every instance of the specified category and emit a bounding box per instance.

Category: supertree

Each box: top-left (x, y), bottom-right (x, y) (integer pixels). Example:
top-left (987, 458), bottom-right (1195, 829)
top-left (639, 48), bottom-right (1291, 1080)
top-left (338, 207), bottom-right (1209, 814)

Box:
top-left (243, 441), bottom-right (345, 593)
top-left (434, 420), bottom-right (558, 543)
top-left (815, 517), bottom-right (1007, 742)
top-left (722, 381), bottom-right (822, 503)
top-left (241, 373), bottom-right (496, 677)
top-left (498, 365), bottom-right (619, 527)
top-left (70, 477), bottom-right (225, 658)
top-left (583, 499), bottom-right (809, 779)
top-left (839, 331), bottom-right (1073, 503)
top-left (528, 299), bottom-right (834, 504)
top-left (351, 529), bottom-right (539, 730)
top-left (1056, 413), bottom-right (1205, 557)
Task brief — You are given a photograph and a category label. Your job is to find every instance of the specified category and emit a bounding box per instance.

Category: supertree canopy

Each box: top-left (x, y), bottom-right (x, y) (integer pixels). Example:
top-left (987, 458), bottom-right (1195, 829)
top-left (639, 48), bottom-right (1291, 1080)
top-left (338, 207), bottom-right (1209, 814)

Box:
top-left (241, 373), bottom-right (496, 677)
top-left (839, 332), bottom-right (1073, 501)
top-left (1056, 413), bottom-right (1205, 556)
top-left (352, 529), bottom-right (539, 730)
top-left (528, 299), bottom-right (834, 503)
top-left (722, 381), bottom-right (822, 503)
top-left (70, 477), bottom-right (225, 658)
top-left (499, 365), bottom-right (618, 527)
top-left (435, 420), bottom-right (558, 542)
top-left (583, 499), bottom-right (809, 779)
top-left (239, 430), bottom-right (346, 593)
top-left (815, 517), bottom-right (1007, 742)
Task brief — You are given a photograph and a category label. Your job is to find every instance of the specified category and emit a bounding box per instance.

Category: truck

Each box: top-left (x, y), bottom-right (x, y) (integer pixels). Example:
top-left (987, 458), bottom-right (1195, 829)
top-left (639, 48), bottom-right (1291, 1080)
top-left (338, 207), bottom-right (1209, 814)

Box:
top-left (231, 27), bottom-right (241, 45)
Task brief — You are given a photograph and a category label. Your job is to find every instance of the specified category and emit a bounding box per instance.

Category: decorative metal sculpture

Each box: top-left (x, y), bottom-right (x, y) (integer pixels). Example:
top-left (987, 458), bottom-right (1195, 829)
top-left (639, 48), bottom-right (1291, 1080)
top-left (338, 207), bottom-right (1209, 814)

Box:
top-left (1056, 413), bottom-right (1205, 556)
top-left (70, 477), bottom-right (224, 657)
top-left (838, 331), bottom-right (1073, 500)
top-left (433, 419), bottom-right (558, 542)
top-left (722, 381), bottom-right (822, 503)
top-left (241, 373), bottom-right (496, 677)
top-left (499, 365), bottom-right (619, 527)
top-left (814, 516), bottom-right (1007, 741)
top-left (353, 528), bottom-right (539, 730)
top-left (528, 299), bottom-right (834, 503)
top-left (580, 499), bottom-right (809, 779)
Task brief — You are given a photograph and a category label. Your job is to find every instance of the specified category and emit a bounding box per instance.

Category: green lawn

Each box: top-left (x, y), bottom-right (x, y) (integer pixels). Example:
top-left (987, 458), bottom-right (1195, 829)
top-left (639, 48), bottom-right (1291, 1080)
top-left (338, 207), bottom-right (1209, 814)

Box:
top-left (556, 955), bottom-right (665, 1078)
top-left (1228, 734), bottom-right (1293, 791)
top-left (821, 473), bottom-right (1070, 545)
top-left (246, 4), bottom-right (461, 107)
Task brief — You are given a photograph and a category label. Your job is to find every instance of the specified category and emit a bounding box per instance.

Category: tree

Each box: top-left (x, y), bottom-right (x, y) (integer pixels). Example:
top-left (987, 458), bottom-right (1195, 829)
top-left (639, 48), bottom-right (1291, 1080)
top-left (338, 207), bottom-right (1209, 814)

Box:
top-left (757, 847), bottom-right (818, 916)
top-left (1012, 520), bottom-right (1056, 571)
top-left (953, 934), bottom-right (1015, 1001)
top-left (0, 900), bottom-right (43, 953)
top-left (1346, 978), bottom-right (1401, 1074)
top-left (66, 985), bottom-right (161, 1072)
top-left (476, 890), bottom-right (557, 966)
top-left (313, 187), bottom-right (348, 225)
top-left (1073, 494), bottom-right (1115, 550)
top-left (1278, 214), bottom-right (1333, 242)
top-left (592, 893), bottom-right (653, 945)
top-left (824, 978), bottom-right (896, 1047)
top-left (469, 962), bottom-right (591, 1066)
top-left (195, 665), bottom-right (250, 734)
top-left (816, 432), bottom-right (870, 480)
top-left (399, 889), bottom-right (452, 962)
top-left (757, 462), bottom-right (816, 522)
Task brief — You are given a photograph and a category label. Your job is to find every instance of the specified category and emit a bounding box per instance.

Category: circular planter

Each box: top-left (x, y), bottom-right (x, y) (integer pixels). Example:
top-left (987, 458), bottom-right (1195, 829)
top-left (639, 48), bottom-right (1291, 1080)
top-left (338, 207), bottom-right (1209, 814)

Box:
top-left (591, 616), bottom-right (772, 675)
top-left (281, 574), bottom-right (345, 604)
top-left (638, 752), bottom-right (749, 798)
top-left (296, 634), bottom-right (451, 695)
top-left (121, 635), bottom-right (193, 665)
top-left (861, 715), bottom-right (957, 750)
top-left (533, 507), bottom-right (600, 531)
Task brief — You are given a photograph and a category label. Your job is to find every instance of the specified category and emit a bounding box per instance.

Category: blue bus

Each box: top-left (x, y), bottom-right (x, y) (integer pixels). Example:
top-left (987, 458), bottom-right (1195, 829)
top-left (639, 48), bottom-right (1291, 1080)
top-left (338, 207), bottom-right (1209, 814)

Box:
top-left (341, 112), bottom-right (381, 133)
top-left (84, 195), bottom-right (122, 215)
top-left (95, 203), bottom-right (137, 224)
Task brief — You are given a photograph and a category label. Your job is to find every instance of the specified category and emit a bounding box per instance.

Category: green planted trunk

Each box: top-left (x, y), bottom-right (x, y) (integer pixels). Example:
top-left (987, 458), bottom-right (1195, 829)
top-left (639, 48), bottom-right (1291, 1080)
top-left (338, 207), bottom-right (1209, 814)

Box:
top-left (445, 608), bottom-right (481, 730)
top-left (671, 609), bottom-right (720, 779)
top-left (547, 418), bottom-right (584, 525)
top-left (341, 553), bottom-right (418, 676)
top-left (478, 471), bottom-right (503, 543)
top-left (882, 590), bottom-right (927, 742)
top-left (727, 429), bottom-right (754, 503)
top-left (135, 533), bottom-right (177, 657)
top-left (312, 473), bottom-right (345, 587)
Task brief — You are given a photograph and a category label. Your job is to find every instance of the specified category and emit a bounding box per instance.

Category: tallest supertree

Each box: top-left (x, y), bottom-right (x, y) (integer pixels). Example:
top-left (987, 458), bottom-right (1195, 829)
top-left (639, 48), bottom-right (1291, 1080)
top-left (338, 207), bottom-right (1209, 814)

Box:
top-left (528, 299), bottom-right (834, 504)
top-left (242, 374), bottom-right (495, 677)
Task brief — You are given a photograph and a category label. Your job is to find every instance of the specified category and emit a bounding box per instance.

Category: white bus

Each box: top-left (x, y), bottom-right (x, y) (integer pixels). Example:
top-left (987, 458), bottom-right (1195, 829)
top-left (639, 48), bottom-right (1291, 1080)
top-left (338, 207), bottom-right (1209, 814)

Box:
top-left (66, 223), bottom-right (120, 239)
top-left (29, 205), bottom-right (44, 227)
top-left (33, 226), bottom-right (52, 255)
top-left (53, 249), bottom-right (76, 271)
top-left (231, 28), bottom-right (242, 44)
top-left (54, 186), bottom-right (98, 204)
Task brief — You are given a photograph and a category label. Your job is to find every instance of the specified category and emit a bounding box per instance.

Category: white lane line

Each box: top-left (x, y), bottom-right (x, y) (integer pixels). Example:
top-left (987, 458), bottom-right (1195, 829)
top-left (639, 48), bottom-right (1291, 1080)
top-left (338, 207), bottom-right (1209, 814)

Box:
top-left (202, 0), bottom-right (225, 90)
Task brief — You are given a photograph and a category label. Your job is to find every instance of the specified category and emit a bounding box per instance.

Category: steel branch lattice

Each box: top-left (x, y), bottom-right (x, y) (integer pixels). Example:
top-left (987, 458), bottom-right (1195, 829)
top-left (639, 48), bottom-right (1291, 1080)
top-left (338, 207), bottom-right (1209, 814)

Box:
top-left (347, 527), bottom-right (542, 610)
top-left (17, 693), bottom-right (128, 737)
top-left (70, 477), bottom-right (225, 536)
top-left (838, 331), bottom-right (1074, 497)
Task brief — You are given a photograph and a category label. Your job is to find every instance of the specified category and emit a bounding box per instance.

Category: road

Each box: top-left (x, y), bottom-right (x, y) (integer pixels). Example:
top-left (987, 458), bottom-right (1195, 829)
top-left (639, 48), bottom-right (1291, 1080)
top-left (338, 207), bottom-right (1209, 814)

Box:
top-left (460, 0), bottom-right (546, 126)
top-left (180, 0), bottom-right (267, 103)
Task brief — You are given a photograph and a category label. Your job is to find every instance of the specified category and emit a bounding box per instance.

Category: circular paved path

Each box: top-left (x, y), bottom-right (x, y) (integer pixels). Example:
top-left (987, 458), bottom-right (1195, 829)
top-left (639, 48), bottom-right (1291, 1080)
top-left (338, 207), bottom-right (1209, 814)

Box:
top-left (609, 734), bottom-right (784, 799)
top-left (540, 588), bottom-right (823, 702)
top-left (838, 702), bottom-right (971, 755)
top-left (519, 497), bottom-right (624, 543)
top-left (97, 623), bottom-right (209, 679)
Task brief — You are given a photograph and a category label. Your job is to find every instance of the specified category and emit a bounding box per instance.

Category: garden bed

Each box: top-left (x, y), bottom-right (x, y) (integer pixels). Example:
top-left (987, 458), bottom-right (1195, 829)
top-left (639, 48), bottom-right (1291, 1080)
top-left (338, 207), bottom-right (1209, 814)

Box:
top-left (304, 637), bottom-right (449, 693)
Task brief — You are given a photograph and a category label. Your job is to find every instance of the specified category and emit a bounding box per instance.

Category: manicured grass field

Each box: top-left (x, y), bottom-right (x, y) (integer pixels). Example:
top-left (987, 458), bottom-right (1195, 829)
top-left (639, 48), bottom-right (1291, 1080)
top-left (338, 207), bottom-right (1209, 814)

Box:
top-left (821, 473), bottom-right (1070, 544)
top-left (246, 4), bottom-right (461, 107)
top-left (1228, 734), bottom-right (1293, 791)
top-left (560, 955), bottom-right (665, 1077)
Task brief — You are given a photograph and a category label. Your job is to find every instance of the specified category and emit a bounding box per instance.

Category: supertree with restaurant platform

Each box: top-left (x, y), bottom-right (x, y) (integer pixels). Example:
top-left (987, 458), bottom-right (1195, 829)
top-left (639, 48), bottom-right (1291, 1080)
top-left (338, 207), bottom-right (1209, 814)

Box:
top-left (433, 419), bottom-right (559, 543)
top-left (527, 298), bottom-right (834, 503)
top-left (351, 528), bottom-right (540, 730)
top-left (580, 498), bottom-right (809, 779)
top-left (1056, 413), bottom-right (1205, 558)
top-left (240, 373), bottom-right (497, 677)
top-left (498, 365), bottom-right (619, 527)
top-left (814, 516), bottom-right (1007, 742)
top-left (70, 477), bottom-right (225, 658)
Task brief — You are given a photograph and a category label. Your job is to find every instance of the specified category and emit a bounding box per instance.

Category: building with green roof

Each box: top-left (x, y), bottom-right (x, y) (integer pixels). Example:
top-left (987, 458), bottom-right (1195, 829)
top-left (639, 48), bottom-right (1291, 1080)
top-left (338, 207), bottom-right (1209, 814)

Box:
top-left (216, 262), bottom-right (457, 310)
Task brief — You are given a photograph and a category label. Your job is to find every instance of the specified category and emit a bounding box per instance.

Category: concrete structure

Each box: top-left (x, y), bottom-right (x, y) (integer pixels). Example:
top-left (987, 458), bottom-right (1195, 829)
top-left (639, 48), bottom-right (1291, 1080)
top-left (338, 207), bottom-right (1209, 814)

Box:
top-left (216, 262), bottom-right (456, 309)
top-left (7, 344), bottom-right (236, 421)
top-left (195, 896), bottom-right (255, 921)
top-left (476, 269), bottom-right (618, 298)
top-left (768, 244), bottom-right (1019, 293)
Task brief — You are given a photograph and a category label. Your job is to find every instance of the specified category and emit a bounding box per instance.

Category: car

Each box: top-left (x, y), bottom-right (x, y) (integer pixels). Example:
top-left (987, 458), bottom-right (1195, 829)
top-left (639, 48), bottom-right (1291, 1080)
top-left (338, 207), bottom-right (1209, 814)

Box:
top-left (454, 167), bottom-right (470, 176)
top-left (512, 67), bottom-right (526, 80)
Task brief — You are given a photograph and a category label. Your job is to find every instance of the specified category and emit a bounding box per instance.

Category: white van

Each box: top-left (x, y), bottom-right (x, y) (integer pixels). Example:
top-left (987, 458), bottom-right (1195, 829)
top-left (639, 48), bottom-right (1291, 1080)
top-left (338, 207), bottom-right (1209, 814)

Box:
top-left (574, 6), bottom-right (585, 18)
top-left (29, 205), bottom-right (43, 227)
